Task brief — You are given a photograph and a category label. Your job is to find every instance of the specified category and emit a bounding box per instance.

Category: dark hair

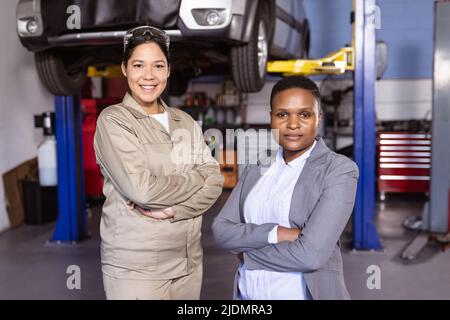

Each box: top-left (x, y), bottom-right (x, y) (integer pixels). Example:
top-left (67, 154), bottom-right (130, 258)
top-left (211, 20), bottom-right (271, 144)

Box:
top-left (270, 76), bottom-right (321, 110)
top-left (122, 36), bottom-right (170, 65)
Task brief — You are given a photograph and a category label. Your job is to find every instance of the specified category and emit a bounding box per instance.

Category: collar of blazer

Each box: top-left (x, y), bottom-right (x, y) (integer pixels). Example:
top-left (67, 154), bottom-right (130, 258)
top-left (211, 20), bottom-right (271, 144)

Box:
top-left (238, 137), bottom-right (332, 224)
top-left (121, 92), bottom-right (182, 121)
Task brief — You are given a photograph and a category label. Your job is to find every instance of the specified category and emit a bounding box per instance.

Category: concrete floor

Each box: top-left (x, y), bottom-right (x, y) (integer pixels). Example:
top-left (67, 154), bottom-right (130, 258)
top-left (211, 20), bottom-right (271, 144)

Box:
top-left (0, 191), bottom-right (449, 300)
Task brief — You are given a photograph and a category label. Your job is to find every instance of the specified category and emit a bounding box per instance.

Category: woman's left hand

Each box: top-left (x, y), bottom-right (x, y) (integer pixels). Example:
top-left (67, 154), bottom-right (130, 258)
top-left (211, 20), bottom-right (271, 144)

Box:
top-left (145, 207), bottom-right (174, 220)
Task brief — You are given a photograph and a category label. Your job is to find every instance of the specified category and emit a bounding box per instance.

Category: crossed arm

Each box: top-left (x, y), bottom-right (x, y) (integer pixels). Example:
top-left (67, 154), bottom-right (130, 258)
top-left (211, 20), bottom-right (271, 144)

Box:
top-left (212, 159), bottom-right (358, 273)
top-left (165, 120), bottom-right (224, 222)
top-left (94, 111), bottom-right (223, 221)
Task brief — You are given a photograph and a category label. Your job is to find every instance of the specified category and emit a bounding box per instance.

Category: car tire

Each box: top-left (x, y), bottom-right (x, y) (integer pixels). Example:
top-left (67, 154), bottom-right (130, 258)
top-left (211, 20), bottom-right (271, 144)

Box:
top-left (35, 50), bottom-right (87, 96)
top-left (231, 5), bottom-right (270, 93)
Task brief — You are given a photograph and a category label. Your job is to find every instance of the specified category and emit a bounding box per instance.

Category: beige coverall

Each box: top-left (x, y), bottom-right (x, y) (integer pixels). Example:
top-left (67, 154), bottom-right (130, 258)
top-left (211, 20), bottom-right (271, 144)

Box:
top-left (94, 93), bottom-right (224, 299)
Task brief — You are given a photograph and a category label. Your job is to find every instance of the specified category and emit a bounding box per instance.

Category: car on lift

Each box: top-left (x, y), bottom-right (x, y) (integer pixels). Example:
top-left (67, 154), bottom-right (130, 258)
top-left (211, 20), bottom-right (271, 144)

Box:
top-left (16, 0), bottom-right (310, 96)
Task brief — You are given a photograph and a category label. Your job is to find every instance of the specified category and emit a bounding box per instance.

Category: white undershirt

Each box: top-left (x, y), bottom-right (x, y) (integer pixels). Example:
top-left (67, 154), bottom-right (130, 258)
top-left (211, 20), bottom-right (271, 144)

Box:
top-left (238, 140), bottom-right (317, 300)
top-left (149, 111), bottom-right (169, 132)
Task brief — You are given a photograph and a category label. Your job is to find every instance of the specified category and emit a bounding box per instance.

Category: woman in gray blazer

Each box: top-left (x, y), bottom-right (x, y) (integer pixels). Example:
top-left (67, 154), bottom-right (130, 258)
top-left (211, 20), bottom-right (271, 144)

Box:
top-left (212, 76), bottom-right (359, 300)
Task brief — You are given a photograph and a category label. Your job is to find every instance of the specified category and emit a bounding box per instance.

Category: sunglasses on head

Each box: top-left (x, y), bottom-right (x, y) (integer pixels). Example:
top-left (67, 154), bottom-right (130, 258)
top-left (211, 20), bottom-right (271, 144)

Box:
top-left (124, 26), bottom-right (170, 52)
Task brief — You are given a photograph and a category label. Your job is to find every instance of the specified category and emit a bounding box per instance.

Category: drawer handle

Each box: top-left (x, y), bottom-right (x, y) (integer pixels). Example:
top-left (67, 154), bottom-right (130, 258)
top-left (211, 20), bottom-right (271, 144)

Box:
top-left (379, 175), bottom-right (430, 181)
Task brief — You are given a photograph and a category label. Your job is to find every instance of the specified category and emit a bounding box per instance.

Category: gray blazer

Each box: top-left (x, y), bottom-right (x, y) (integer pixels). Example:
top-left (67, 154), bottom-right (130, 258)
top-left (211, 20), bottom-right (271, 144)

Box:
top-left (211, 138), bottom-right (359, 300)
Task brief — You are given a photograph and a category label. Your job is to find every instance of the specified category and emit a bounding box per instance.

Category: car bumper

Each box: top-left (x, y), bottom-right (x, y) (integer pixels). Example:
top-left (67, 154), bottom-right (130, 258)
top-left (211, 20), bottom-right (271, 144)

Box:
top-left (33, 19), bottom-right (246, 50)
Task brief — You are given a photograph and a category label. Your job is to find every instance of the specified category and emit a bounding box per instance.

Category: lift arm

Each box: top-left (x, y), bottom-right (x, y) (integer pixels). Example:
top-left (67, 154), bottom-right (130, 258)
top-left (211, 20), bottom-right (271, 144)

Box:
top-left (267, 46), bottom-right (354, 76)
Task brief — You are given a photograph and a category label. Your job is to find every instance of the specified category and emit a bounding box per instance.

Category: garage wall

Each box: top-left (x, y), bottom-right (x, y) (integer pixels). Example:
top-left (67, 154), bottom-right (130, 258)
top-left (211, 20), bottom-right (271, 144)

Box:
top-left (375, 0), bottom-right (434, 79)
top-left (0, 0), bottom-right (53, 232)
top-left (303, 0), bottom-right (352, 62)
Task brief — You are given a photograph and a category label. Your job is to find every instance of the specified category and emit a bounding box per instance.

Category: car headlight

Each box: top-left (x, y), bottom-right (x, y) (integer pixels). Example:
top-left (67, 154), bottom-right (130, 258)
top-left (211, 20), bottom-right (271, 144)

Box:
top-left (206, 10), bottom-right (221, 26)
top-left (17, 16), bottom-right (42, 36)
top-left (191, 9), bottom-right (227, 26)
top-left (26, 18), bottom-right (38, 33)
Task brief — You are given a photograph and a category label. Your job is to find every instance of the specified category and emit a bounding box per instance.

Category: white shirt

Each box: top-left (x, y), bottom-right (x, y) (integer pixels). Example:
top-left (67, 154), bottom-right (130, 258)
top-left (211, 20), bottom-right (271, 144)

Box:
top-left (150, 111), bottom-right (169, 132)
top-left (238, 140), bottom-right (317, 300)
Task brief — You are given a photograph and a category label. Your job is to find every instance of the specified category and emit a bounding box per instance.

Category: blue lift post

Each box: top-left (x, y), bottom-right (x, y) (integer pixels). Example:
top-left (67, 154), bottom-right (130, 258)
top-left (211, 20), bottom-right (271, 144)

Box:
top-left (51, 95), bottom-right (87, 242)
top-left (352, 0), bottom-right (382, 250)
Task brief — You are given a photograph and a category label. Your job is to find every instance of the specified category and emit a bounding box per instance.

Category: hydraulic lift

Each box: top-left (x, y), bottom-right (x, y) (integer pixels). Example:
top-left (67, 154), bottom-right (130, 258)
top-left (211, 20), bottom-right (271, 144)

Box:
top-left (267, 0), bottom-right (382, 250)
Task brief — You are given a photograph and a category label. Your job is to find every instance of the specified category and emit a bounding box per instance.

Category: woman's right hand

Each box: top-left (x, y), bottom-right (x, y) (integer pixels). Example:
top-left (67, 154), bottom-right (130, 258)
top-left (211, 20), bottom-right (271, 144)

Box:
top-left (141, 207), bottom-right (174, 220)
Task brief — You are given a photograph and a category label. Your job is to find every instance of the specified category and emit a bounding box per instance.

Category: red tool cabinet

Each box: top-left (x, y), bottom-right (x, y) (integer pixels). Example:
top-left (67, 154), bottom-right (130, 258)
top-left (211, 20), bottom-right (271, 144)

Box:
top-left (377, 132), bottom-right (431, 199)
top-left (82, 98), bottom-right (121, 198)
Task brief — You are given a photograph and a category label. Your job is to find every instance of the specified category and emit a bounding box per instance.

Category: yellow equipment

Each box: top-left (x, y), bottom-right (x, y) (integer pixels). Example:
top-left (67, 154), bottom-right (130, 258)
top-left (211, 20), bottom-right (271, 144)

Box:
top-left (87, 65), bottom-right (123, 78)
top-left (267, 46), bottom-right (354, 76)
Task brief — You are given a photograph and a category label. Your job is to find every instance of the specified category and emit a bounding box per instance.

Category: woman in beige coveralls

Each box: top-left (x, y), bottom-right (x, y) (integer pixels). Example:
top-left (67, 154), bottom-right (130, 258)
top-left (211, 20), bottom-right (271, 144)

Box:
top-left (93, 26), bottom-right (224, 300)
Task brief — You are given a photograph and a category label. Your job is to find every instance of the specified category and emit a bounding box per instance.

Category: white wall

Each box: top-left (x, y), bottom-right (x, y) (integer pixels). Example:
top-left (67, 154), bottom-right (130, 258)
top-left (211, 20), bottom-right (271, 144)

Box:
top-left (376, 79), bottom-right (432, 121)
top-left (0, 0), bottom-right (53, 232)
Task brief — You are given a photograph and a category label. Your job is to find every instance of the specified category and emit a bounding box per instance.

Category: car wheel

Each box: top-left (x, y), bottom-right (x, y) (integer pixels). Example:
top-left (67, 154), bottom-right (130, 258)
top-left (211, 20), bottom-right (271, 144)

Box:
top-left (231, 6), bottom-right (269, 93)
top-left (35, 50), bottom-right (87, 96)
